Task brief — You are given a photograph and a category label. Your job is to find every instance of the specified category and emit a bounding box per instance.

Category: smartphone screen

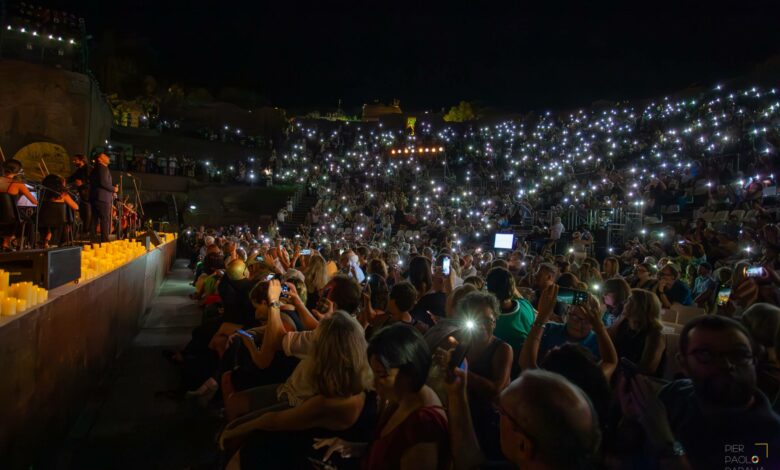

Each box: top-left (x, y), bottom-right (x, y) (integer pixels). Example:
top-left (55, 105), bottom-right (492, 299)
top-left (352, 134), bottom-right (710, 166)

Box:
top-left (442, 257), bottom-right (451, 276)
top-left (745, 266), bottom-right (766, 278)
top-left (717, 287), bottom-right (731, 306)
top-left (556, 287), bottom-right (589, 305)
top-left (236, 329), bottom-right (254, 339)
top-left (266, 274), bottom-right (275, 281)
top-left (301, 249), bottom-right (311, 255)
top-left (281, 284), bottom-right (289, 298)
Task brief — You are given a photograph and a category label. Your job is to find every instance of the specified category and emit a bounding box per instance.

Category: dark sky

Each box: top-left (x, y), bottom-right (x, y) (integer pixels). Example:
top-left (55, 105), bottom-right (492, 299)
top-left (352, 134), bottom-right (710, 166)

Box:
top-left (56, 0), bottom-right (780, 111)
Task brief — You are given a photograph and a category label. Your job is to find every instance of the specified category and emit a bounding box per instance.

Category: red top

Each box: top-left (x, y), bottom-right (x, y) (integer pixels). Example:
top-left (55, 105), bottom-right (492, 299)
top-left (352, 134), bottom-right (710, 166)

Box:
top-left (362, 405), bottom-right (449, 470)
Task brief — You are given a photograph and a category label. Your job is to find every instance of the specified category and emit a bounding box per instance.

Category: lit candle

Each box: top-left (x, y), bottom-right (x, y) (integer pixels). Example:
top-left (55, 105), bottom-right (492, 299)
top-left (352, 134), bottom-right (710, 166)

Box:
top-left (16, 298), bottom-right (26, 313)
top-left (0, 270), bottom-right (9, 291)
top-left (2, 297), bottom-right (16, 316)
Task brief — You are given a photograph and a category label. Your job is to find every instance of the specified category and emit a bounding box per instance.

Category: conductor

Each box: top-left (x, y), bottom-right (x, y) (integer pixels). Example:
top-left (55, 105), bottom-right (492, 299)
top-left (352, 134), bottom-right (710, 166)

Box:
top-left (89, 153), bottom-right (117, 242)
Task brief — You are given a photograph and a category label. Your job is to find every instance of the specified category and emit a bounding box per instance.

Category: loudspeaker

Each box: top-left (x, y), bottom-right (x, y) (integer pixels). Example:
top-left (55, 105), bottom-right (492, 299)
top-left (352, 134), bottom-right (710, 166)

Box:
top-left (0, 246), bottom-right (81, 289)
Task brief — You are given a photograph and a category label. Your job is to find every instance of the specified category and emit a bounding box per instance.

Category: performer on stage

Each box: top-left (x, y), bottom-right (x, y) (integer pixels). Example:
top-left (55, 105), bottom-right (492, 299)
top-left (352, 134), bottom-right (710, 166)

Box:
top-left (0, 159), bottom-right (37, 251)
top-left (40, 174), bottom-right (79, 248)
top-left (89, 153), bottom-right (117, 242)
top-left (67, 154), bottom-right (91, 239)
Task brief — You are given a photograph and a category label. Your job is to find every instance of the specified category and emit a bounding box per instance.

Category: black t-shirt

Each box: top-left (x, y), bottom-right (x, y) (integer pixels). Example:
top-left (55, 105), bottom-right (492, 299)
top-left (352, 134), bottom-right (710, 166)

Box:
top-left (218, 277), bottom-right (258, 325)
top-left (659, 379), bottom-right (780, 469)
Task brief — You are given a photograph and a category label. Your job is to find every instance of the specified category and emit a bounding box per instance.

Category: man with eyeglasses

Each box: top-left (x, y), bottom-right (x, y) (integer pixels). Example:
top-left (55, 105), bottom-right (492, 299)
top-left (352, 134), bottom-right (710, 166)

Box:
top-left (446, 368), bottom-right (600, 469)
top-left (655, 263), bottom-right (693, 308)
top-left (619, 315), bottom-right (780, 469)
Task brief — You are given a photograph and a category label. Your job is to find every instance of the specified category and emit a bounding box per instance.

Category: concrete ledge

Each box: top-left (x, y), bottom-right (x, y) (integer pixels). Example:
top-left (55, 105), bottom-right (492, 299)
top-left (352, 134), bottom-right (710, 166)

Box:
top-left (0, 240), bottom-right (176, 468)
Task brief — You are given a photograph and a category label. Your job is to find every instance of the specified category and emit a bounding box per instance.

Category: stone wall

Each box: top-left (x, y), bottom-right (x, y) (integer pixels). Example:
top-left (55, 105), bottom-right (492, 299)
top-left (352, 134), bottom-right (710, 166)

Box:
top-left (0, 59), bottom-right (112, 158)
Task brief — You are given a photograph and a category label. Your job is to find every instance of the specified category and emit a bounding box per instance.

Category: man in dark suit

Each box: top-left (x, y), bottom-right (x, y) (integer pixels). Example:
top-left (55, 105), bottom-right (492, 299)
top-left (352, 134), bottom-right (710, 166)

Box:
top-left (89, 153), bottom-right (117, 242)
top-left (67, 154), bottom-right (91, 239)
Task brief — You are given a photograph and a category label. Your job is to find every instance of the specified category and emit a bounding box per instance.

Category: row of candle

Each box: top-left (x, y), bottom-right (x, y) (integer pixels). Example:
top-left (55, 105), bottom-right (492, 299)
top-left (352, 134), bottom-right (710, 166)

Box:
top-left (0, 280), bottom-right (49, 316)
top-left (81, 239), bottom-right (148, 280)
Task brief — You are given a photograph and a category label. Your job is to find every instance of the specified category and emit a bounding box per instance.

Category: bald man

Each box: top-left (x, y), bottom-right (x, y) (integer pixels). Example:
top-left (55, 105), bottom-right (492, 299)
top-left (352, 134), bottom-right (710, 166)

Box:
top-left (448, 369), bottom-right (600, 469)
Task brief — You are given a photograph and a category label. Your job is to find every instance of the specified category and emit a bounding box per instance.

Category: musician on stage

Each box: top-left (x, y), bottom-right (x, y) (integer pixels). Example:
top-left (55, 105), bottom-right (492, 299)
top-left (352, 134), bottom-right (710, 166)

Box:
top-left (0, 159), bottom-right (37, 251)
top-left (89, 153), bottom-right (117, 242)
top-left (39, 174), bottom-right (79, 248)
top-left (67, 154), bottom-right (91, 239)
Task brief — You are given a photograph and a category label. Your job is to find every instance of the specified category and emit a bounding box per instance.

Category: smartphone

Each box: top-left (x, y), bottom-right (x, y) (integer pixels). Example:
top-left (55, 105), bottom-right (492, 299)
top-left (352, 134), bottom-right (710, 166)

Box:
top-left (266, 274), bottom-right (275, 281)
top-left (442, 257), bottom-right (451, 276)
top-left (677, 240), bottom-right (686, 245)
top-left (281, 284), bottom-right (289, 298)
top-left (448, 341), bottom-right (471, 371)
top-left (745, 266), bottom-right (766, 278)
top-left (300, 249), bottom-right (312, 255)
top-left (717, 287), bottom-right (731, 306)
top-left (236, 329), bottom-right (254, 340)
top-left (556, 287), bottom-right (589, 306)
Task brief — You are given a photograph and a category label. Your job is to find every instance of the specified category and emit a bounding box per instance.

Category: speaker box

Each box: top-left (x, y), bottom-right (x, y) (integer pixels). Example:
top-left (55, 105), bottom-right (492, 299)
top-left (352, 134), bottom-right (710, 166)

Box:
top-left (0, 246), bottom-right (82, 289)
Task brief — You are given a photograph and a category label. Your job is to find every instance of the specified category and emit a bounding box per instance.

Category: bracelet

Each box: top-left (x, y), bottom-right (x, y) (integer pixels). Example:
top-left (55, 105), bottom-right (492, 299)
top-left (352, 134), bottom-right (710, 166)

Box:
top-left (269, 301), bottom-right (282, 308)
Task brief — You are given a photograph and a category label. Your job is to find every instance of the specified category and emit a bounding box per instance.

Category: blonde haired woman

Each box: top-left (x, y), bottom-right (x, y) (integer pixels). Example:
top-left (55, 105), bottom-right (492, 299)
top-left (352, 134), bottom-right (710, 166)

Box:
top-left (302, 253), bottom-right (331, 309)
top-left (608, 288), bottom-right (666, 377)
top-left (220, 307), bottom-right (374, 469)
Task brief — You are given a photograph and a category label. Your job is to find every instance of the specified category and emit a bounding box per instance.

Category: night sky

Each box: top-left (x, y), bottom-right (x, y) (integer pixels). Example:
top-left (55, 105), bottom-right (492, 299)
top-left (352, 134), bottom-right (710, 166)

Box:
top-left (56, 0), bottom-right (780, 111)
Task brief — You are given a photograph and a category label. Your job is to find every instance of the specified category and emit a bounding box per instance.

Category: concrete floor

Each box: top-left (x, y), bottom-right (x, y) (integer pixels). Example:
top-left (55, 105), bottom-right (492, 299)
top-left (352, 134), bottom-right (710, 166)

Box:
top-left (53, 259), bottom-right (221, 470)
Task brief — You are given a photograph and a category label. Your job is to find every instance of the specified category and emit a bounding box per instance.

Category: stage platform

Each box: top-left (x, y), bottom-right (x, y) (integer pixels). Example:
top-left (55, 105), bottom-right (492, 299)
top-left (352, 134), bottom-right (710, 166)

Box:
top-left (0, 238), bottom-right (177, 468)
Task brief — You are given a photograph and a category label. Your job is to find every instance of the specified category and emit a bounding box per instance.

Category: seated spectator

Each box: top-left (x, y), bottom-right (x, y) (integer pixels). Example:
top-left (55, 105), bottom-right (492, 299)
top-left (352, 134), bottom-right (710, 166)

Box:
top-left (520, 285), bottom-right (618, 381)
top-left (601, 256), bottom-right (620, 279)
top-left (628, 261), bottom-right (656, 290)
top-left (691, 262), bottom-right (717, 310)
top-left (742, 303), bottom-right (780, 411)
top-left (655, 263), bottom-right (693, 308)
top-left (446, 368), bottom-right (601, 469)
top-left (608, 289), bottom-right (666, 377)
top-left (363, 281), bottom-right (420, 333)
top-left (453, 291), bottom-right (513, 459)
top-left (601, 277), bottom-right (631, 327)
top-left (315, 324), bottom-right (449, 470)
top-left (619, 315), bottom-right (780, 469)
top-left (486, 267), bottom-right (536, 369)
top-left (409, 256), bottom-right (447, 326)
top-left (220, 309), bottom-right (374, 470)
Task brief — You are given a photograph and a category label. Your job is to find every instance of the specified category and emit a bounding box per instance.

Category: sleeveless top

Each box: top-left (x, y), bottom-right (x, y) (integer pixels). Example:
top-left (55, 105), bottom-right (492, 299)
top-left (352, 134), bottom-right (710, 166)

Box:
top-left (0, 176), bottom-right (12, 193)
top-left (612, 320), bottom-right (666, 377)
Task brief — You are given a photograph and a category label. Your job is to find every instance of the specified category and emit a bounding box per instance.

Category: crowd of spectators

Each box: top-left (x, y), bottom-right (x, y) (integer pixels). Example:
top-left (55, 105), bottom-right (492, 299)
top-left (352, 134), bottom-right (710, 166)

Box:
top-left (271, 83), bottom-right (779, 248)
top-left (173, 209), bottom-right (780, 469)
top-left (164, 82), bottom-right (780, 469)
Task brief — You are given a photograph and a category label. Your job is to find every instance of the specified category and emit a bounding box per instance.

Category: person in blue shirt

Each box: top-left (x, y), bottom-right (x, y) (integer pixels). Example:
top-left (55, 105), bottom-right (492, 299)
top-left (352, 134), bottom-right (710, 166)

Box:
top-left (520, 285), bottom-right (619, 381)
top-left (655, 263), bottom-right (693, 308)
top-left (692, 262), bottom-right (717, 309)
top-left (538, 307), bottom-right (601, 360)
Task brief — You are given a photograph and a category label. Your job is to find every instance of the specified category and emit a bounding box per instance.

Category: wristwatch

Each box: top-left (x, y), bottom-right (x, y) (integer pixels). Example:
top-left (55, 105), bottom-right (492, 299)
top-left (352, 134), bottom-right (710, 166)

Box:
top-left (658, 440), bottom-right (685, 459)
top-left (270, 301), bottom-right (282, 309)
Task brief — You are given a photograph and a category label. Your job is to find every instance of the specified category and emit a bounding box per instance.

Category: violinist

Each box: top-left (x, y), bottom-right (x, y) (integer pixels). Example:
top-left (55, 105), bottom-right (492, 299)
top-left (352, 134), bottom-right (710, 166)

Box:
top-left (40, 174), bottom-right (79, 248)
top-left (67, 154), bottom-right (91, 237)
top-left (0, 159), bottom-right (37, 251)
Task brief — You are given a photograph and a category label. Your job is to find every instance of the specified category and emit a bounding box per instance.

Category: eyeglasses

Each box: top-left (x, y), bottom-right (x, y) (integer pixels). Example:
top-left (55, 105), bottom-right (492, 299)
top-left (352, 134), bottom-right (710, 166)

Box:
top-left (498, 405), bottom-right (536, 445)
top-left (687, 348), bottom-right (754, 366)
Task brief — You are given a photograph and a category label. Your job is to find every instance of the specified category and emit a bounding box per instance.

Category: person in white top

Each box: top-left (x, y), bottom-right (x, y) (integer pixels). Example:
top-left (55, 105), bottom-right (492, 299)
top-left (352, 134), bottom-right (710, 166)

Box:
top-left (550, 217), bottom-right (565, 240)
